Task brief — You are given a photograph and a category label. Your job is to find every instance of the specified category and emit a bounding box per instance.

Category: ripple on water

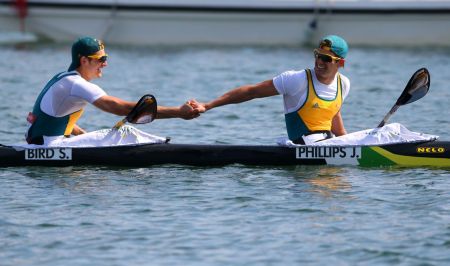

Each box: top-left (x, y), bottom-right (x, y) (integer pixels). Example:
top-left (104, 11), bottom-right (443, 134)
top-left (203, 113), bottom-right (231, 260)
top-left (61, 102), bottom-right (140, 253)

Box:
top-left (0, 44), bottom-right (449, 265)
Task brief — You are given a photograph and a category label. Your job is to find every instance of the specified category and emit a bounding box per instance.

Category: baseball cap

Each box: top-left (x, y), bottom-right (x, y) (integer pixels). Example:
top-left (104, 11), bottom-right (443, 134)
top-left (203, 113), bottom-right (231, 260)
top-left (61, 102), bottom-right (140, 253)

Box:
top-left (319, 35), bottom-right (348, 59)
top-left (68, 37), bottom-right (105, 71)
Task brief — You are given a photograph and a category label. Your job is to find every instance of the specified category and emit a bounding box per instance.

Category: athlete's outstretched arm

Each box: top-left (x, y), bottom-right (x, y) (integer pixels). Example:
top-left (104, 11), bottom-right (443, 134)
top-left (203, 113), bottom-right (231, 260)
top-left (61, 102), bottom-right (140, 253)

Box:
top-left (93, 95), bottom-right (135, 116)
top-left (192, 80), bottom-right (279, 112)
top-left (94, 95), bottom-right (200, 120)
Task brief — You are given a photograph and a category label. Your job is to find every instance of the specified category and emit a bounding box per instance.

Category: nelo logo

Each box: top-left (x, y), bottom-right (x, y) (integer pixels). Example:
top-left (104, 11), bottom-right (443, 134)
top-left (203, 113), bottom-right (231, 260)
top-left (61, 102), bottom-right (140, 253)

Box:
top-left (416, 147), bottom-right (445, 153)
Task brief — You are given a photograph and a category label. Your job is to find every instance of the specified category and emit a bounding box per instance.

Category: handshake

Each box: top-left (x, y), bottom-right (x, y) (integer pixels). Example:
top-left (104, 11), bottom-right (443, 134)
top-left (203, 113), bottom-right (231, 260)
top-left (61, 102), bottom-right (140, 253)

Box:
top-left (178, 99), bottom-right (207, 120)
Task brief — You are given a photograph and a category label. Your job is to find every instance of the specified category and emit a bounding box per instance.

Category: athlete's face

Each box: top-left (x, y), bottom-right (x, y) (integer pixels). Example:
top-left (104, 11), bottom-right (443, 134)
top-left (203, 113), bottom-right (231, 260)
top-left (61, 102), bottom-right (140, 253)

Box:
top-left (84, 50), bottom-right (108, 80)
top-left (314, 48), bottom-right (340, 83)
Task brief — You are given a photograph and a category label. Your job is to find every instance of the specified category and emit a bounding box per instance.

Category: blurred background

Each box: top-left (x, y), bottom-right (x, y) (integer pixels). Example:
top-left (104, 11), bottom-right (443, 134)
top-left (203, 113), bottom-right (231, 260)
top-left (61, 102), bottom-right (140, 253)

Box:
top-left (2, 0), bottom-right (450, 46)
top-left (1, 2), bottom-right (450, 266)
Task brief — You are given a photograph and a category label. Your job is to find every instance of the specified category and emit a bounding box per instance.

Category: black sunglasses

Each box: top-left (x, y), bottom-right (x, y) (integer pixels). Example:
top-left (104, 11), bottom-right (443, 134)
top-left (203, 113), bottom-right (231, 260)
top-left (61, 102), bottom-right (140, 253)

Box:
top-left (313, 49), bottom-right (341, 63)
top-left (87, 54), bottom-right (108, 63)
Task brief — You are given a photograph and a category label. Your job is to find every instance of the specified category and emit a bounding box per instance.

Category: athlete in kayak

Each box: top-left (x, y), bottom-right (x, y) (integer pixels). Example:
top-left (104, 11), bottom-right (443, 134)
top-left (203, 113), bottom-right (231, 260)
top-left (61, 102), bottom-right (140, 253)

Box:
top-left (26, 37), bottom-right (200, 145)
top-left (191, 35), bottom-right (350, 144)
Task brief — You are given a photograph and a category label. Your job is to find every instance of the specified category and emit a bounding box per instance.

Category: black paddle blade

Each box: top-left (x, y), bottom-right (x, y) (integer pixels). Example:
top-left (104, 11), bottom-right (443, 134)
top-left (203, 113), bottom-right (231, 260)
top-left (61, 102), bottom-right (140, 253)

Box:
top-left (377, 68), bottom-right (431, 127)
top-left (126, 94), bottom-right (157, 124)
top-left (395, 68), bottom-right (430, 106)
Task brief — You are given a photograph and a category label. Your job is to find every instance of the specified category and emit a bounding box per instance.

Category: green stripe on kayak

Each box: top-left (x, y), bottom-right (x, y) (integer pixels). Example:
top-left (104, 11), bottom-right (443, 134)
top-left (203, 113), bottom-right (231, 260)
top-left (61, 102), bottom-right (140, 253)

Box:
top-left (359, 147), bottom-right (396, 167)
top-left (370, 146), bottom-right (450, 167)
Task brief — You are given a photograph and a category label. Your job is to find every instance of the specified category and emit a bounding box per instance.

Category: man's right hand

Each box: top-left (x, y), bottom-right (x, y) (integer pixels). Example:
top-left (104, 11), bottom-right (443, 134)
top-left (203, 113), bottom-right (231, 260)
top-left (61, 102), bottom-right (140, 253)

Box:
top-left (178, 102), bottom-right (201, 120)
top-left (187, 99), bottom-right (207, 113)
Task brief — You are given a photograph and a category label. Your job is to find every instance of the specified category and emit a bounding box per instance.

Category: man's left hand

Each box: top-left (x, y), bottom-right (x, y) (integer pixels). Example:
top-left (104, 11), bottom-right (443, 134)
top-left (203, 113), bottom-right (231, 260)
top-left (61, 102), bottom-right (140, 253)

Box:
top-left (179, 102), bottom-right (201, 120)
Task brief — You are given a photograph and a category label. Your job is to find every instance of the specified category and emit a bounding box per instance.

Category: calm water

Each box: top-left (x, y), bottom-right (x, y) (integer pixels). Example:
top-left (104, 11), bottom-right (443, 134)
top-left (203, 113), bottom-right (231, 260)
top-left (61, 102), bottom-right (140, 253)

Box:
top-left (0, 42), bottom-right (449, 265)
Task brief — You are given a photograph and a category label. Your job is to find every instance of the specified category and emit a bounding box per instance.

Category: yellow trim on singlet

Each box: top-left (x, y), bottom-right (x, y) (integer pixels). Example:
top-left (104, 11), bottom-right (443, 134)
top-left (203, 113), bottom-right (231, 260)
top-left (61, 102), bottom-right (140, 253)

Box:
top-left (63, 109), bottom-right (84, 136)
top-left (297, 69), bottom-right (342, 131)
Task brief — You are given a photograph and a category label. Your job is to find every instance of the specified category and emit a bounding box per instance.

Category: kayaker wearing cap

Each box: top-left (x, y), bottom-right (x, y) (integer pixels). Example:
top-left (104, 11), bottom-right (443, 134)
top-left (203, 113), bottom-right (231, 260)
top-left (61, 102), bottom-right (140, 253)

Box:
top-left (191, 35), bottom-right (350, 144)
top-left (26, 37), bottom-right (200, 145)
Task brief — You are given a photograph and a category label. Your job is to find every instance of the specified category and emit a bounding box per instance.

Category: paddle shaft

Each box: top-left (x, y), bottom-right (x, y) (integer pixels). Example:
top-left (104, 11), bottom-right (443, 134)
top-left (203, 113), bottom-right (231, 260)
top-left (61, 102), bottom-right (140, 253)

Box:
top-left (378, 105), bottom-right (399, 128)
top-left (113, 118), bottom-right (127, 129)
top-left (377, 68), bottom-right (430, 128)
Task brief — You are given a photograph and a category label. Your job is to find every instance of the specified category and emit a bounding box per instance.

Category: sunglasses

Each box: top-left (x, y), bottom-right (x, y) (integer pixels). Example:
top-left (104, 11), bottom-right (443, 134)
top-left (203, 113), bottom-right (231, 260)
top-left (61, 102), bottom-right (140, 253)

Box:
top-left (87, 54), bottom-right (108, 63)
top-left (313, 49), bottom-right (341, 63)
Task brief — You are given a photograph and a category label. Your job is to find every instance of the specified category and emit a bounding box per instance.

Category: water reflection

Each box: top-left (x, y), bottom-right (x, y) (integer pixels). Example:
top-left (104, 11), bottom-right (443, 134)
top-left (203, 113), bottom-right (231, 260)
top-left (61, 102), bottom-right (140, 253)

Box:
top-left (11, 166), bottom-right (115, 195)
top-left (294, 166), bottom-right (352, 198)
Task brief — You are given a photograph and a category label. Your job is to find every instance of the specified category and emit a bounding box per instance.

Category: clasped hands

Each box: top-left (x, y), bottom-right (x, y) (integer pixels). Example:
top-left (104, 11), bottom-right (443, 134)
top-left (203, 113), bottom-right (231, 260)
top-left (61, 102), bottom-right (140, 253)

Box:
top-left (178, 99), bottom-right (207, 120)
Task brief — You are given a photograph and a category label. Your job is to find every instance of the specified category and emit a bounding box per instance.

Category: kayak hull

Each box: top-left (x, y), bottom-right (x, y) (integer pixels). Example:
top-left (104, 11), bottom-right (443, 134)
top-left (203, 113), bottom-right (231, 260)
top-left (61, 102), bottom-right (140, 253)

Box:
top-left (0, 141), bottom-right (449, 167)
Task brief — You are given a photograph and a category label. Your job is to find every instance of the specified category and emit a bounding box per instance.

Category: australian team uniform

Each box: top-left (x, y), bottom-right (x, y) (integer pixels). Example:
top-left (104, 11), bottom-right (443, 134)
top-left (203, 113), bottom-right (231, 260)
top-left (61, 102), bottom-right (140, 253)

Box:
top-left (273, 68), bottom-right (350, 144)
top-left (26, 71), bottom-right (106, 144)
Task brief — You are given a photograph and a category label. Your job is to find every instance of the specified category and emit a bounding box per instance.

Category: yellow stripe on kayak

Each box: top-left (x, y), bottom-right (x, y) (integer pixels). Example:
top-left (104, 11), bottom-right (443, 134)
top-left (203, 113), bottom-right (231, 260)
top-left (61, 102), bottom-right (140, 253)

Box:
top-left (371, 147), bottom-right (450, 167)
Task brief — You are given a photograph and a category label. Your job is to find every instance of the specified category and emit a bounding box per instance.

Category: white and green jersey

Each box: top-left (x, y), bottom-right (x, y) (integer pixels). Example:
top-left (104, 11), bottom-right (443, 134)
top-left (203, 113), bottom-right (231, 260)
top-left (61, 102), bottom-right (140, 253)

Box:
top-left (26, 71), bottom-right (106, 144)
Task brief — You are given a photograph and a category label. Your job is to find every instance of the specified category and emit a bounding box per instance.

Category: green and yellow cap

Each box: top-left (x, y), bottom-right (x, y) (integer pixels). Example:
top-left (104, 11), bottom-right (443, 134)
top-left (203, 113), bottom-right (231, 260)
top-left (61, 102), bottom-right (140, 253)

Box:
top-left (319, 35), bottom-right (348, 59)
top-left (68, 37), bottom-right (105, 71)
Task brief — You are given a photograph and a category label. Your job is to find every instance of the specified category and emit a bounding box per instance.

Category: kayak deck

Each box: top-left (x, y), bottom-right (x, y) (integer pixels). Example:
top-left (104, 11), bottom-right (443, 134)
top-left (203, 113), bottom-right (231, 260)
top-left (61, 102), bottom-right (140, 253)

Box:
top-left (0, 141), bottom-right (449, 167)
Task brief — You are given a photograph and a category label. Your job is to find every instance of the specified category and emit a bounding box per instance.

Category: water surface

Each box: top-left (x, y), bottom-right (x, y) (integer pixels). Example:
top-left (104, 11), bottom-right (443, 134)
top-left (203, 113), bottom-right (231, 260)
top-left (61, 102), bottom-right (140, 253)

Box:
top-left (0, 42), bottom-right (449, 265)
